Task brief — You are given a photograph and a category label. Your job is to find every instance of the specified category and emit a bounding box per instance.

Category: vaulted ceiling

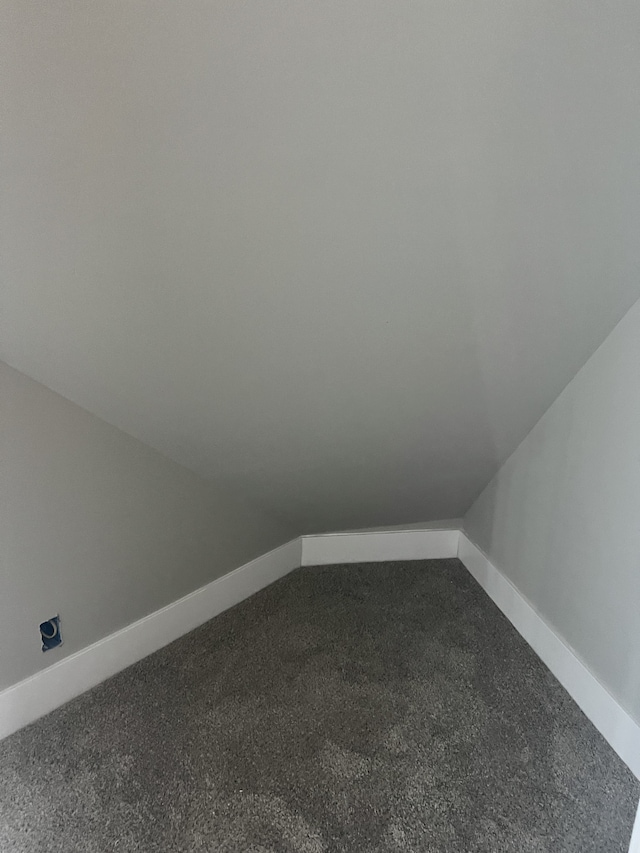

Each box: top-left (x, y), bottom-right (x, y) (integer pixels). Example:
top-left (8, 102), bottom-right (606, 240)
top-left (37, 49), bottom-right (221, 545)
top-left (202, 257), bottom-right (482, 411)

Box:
top-left (3, 2), bottom-right (640, 533)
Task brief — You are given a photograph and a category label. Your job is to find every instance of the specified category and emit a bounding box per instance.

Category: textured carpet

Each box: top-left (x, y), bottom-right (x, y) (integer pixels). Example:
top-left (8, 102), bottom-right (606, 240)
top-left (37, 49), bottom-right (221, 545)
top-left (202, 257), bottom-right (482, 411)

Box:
top-left (0, 559), bottom-right (637, 852)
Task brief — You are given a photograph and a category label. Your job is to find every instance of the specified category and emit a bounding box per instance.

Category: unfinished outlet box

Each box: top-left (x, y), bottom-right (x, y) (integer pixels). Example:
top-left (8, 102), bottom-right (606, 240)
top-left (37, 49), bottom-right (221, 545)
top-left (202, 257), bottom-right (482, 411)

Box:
top-left (40, 615), bottom-right (62, 652)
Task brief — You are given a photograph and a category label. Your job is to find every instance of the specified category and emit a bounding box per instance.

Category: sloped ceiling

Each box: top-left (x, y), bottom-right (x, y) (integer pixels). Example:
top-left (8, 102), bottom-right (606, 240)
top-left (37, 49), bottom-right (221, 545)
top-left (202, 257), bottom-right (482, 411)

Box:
top-left (3, 2), bottom-right (640, 533)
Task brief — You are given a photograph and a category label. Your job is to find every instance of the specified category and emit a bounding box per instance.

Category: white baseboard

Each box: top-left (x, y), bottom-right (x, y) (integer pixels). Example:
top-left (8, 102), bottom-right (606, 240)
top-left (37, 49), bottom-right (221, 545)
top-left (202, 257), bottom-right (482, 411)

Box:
top-left (458, 532), bottom-right (640, 782)
top-left (301, 527), bottom-right (460, 566)
top-left (0, 526), bottom-right (459, 740)
top-left (629, 803), bottom-right (640, 853)
top-left (0, 538), bottom-right (302, 741)
top-left (3, 520), bottom-right (639, 844)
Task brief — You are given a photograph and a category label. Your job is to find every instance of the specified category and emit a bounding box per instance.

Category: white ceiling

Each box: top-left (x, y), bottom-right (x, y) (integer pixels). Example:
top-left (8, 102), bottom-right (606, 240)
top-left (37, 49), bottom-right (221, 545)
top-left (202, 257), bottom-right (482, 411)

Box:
top-left (3, 1), bottom-right (640, 533)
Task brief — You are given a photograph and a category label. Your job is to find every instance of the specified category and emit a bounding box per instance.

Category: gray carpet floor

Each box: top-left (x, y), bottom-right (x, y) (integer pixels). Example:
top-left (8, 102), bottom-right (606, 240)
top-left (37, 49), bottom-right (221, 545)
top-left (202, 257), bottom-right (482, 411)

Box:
top-left (0, 559), bottom-right (637, 852)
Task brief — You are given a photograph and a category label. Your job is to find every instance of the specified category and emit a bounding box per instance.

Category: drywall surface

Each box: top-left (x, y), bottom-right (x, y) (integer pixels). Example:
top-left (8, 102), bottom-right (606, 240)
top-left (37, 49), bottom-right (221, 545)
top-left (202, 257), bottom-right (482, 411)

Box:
top-left (0, 361), bottom-right (294, 690)
top-left (340, 519), bottom-right (462, 534)
top-left (3, 3), bottom-right (640, 533)
top-left (464, 298), bottom-right (640, 723)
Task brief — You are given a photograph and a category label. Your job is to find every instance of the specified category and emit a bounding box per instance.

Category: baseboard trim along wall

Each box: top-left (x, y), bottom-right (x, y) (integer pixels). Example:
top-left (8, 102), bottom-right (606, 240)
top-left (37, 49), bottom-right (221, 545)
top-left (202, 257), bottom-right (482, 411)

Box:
top-left (0, 538), bottom-right (302, 742)
top-left (457, 532), bottom-right (640, 781)
top-left (0, 527), bottom-right (459, 740)
top-left (300, 527), bottom-right (460, 566)
top-left (630, 805), bottom-right (640, 853)
top-left (2, 523), bottom-right (639, 811)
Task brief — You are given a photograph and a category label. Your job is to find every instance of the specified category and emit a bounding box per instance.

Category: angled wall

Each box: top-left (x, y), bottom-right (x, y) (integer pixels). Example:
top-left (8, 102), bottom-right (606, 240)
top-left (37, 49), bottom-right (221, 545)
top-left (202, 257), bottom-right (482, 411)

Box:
top-left (0, 360), bottom-right (295, 691)
top-left (4, 2), bottom-right (640, 534)
top-left (464, 297), bottom-right (640, 725)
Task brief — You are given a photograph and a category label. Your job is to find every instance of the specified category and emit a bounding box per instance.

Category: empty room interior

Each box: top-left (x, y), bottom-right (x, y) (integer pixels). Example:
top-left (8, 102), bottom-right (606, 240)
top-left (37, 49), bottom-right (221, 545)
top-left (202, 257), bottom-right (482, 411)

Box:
top-left (2, 2), bottom-right (640, 851)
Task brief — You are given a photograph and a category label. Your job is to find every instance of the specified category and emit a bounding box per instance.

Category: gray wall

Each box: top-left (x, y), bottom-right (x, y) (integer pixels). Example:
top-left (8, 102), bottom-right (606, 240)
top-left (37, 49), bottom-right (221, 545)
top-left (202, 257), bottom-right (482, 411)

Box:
top-left (464, 298), bottom-right (640, 724)
top-left (0, 361), bottom-right (294, 691)
top-left (4, 2), bottom-right (640, 533)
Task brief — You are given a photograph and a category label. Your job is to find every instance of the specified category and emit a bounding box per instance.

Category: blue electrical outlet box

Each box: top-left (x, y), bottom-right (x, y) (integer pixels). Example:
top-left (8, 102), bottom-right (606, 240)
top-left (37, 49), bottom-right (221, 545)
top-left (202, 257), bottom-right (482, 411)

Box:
top-left (40, 615), bottom-right (62, 652)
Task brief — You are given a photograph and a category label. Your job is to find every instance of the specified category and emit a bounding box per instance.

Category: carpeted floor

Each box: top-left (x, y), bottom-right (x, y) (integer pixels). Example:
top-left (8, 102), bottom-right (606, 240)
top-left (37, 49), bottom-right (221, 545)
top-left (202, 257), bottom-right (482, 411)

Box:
top-left (0, 559), bottom-right (637, 852)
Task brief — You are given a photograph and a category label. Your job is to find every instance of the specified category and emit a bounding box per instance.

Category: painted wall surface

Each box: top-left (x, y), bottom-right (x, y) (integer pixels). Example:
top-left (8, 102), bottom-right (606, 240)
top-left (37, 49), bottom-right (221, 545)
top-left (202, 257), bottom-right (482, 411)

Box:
top-left (464, 298), bottom-right (640, 723)
top-left (3, 2), bottom-right (640, 533)
top-left (0, 361), bottom-right (294, 690)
